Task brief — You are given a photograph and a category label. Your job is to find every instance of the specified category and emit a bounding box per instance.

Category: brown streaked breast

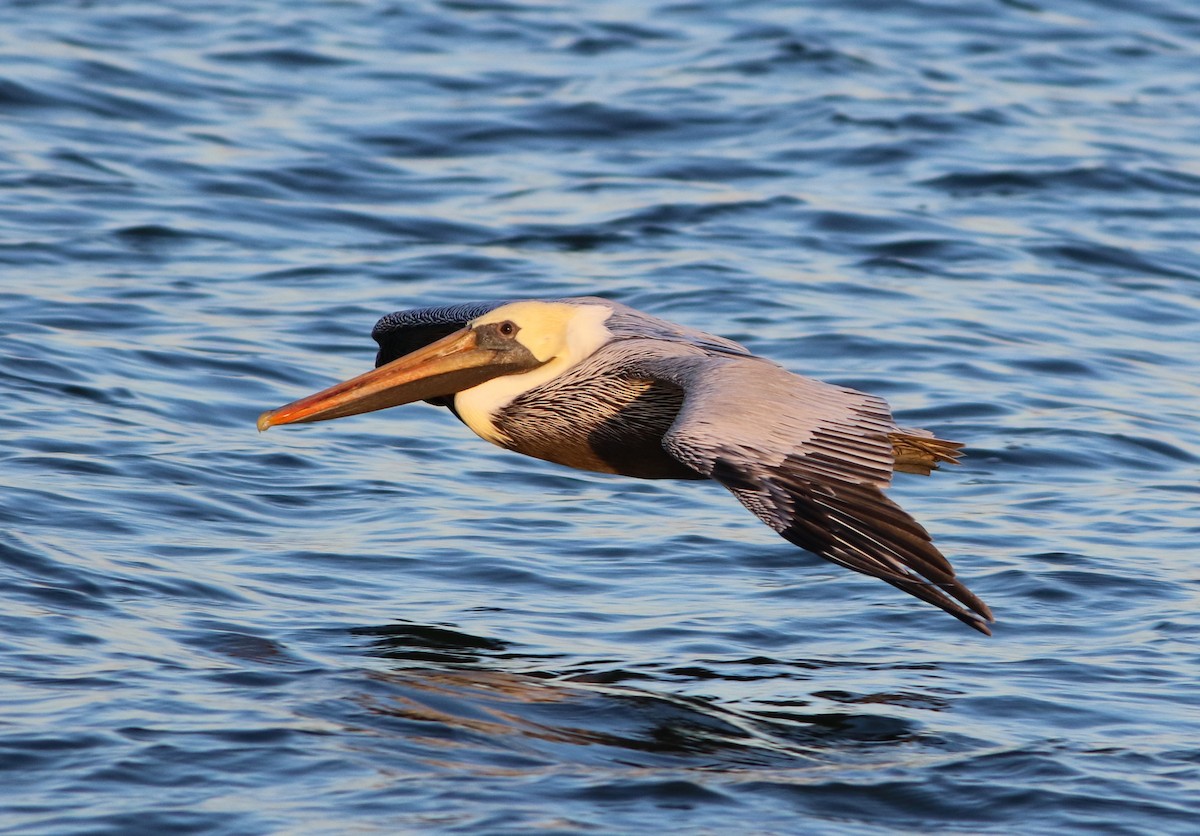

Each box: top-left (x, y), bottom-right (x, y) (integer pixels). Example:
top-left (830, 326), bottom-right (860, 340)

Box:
top-left (495, 373), bottom-right (705, 480)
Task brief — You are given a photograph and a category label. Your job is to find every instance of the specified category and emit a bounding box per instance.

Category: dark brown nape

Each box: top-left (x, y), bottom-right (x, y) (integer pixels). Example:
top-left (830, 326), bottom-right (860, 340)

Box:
top-left (370, 300), bottom-right (507, 367)
top-left (373, 322), bottom-right (464, 368)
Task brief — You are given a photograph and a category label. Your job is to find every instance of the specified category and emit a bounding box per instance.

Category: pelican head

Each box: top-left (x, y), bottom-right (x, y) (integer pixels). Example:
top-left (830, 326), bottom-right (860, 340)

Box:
top-left (257, 300), bottom-right (612, 431)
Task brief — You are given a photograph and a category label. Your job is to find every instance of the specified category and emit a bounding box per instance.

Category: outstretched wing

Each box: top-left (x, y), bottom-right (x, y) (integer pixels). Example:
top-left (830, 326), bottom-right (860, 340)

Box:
top-left (629, 341), bottom-right (992, 635)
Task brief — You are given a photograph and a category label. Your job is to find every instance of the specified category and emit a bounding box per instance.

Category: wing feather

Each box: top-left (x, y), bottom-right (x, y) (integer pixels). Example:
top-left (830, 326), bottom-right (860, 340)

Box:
top-left (628, 342), bottom-right (992, 634)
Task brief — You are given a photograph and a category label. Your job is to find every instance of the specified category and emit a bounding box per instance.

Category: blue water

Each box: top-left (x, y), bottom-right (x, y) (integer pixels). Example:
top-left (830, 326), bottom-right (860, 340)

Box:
top-left (3, 0), bottom-right (1199, 832)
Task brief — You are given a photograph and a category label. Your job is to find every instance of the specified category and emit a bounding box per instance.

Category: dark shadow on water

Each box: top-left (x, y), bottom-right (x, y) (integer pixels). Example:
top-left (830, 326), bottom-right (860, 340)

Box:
top-left (346, 621), bottom-right (944, 773)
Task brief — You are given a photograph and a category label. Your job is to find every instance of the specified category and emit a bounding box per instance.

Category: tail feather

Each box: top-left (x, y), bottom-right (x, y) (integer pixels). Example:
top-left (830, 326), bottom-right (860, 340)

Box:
top-left (889, 429), bottom-right (963, 476)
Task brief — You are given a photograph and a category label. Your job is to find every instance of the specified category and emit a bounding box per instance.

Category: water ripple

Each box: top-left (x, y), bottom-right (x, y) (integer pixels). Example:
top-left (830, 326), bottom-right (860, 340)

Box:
top-left (2, 0), bottom-right (1199, 832)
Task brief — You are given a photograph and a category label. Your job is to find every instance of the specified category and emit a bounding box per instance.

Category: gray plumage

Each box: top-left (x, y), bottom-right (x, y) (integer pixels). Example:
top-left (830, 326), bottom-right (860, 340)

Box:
top-left (366, 298), bottom-right (991, 634)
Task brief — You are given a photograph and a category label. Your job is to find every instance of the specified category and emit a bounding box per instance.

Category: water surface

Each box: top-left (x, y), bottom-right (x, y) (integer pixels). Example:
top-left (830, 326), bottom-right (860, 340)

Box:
top-left (2, 1), bottom-right (1199, 833)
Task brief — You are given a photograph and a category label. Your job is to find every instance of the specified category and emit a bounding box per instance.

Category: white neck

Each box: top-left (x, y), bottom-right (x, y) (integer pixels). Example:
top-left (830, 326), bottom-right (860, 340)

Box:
top-left (455, 303), bottom-right (613, 445)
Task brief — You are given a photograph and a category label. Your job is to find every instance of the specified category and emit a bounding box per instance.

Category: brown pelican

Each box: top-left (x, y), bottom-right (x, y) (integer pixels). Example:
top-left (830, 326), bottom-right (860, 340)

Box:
top-left (259, 298), bottom-right (993, 635)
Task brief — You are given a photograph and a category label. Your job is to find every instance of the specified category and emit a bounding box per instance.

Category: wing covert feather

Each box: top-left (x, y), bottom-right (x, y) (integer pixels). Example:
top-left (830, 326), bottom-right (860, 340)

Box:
top-left (629, 342), bottom-right (992, 634)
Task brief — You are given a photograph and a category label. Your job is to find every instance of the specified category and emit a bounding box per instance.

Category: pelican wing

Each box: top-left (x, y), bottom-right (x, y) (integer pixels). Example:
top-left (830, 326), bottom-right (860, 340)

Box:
top-left (630, 341), bottom-right (992, 634)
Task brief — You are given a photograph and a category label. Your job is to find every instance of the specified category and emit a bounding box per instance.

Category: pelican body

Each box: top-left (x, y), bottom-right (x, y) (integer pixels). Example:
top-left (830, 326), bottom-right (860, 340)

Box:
top-left (259, 298), bottom-right (993, 635)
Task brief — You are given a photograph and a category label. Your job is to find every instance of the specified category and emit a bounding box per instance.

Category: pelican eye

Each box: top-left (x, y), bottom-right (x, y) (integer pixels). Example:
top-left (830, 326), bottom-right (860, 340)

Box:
top-left (497, 320), bottom-right (518, 338)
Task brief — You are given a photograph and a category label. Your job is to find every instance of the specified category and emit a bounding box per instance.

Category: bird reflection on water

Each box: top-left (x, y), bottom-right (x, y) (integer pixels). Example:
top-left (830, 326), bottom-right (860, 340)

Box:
top-left (347, 621), bottom-right (934, 774)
